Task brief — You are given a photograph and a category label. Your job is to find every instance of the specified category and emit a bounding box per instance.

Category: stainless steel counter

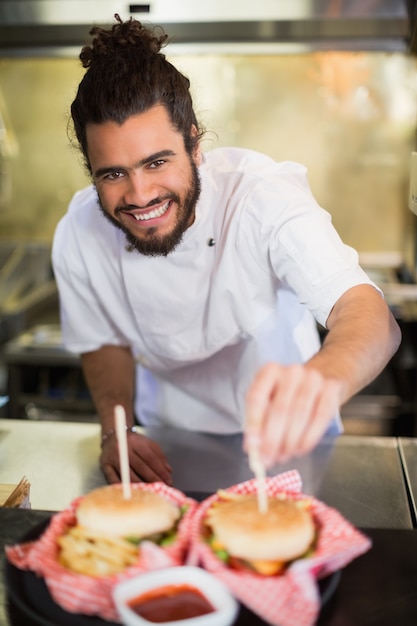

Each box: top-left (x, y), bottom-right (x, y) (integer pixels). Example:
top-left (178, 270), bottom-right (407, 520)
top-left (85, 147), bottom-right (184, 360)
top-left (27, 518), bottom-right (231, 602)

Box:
top-left (0, 419), bottom-right (104, 510)
top-left (0, 418), bottom-right (413, 529)
top-left (399, 437), bottom-right (417, 524)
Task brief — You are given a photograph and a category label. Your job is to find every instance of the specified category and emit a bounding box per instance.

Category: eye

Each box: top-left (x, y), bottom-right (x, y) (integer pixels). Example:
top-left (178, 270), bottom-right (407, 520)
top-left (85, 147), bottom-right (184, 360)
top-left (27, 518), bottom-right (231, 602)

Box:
top-left (103, 171), bottom-right (125, 181)
top-left (148, 159), bottom-right (166, 169)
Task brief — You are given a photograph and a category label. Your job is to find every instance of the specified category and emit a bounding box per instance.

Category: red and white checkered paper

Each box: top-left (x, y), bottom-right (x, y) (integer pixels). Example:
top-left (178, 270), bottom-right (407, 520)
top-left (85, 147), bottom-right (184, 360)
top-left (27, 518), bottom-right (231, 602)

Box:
top-left (5, 482), bottom-right (198, 623)
top-left (187, 470), bottom-right (372, 626)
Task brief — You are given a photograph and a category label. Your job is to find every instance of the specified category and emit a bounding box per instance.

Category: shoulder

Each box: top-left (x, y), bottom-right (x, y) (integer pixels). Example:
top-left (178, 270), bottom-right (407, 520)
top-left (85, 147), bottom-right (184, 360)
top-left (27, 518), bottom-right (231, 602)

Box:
top-left (201, 147), bottom-right (313, 207)
top-left (202, 147), bottom-right (308, 180)
top-left (53, 186), bottom-right (94, 253)
top-left (201, 147), bottom-right (318, 215)
top-left (67, 184), bottom-right (99, 217)
top-left (54, 185), bottom-right (113, 239)
top-left (54, 185), bottom-right (98, 234)
top-left (52, 185), bottom-right (119, 267)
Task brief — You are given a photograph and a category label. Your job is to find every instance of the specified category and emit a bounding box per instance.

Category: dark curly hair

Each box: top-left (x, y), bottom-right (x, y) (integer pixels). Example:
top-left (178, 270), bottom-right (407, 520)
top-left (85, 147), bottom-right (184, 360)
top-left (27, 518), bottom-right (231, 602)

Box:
top-left (70, 15), bottom-right (204, 172)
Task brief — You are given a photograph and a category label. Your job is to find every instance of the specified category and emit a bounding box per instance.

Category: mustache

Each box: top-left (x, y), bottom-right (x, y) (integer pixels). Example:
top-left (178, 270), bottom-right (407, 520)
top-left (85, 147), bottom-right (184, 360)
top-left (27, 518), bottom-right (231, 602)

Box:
top-left (114, 193), bottom-right (180, 215)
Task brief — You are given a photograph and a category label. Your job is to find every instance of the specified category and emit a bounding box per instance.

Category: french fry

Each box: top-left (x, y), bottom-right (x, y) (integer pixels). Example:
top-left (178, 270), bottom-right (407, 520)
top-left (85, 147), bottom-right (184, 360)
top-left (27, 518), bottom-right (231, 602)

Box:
top-left (57, 525), bottom-right (139, 576)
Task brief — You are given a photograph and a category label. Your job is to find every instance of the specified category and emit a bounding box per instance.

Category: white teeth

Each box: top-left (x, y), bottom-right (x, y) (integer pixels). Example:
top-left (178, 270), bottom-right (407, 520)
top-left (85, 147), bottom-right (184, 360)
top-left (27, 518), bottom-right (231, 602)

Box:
top-left (133, 201), bottom-right (170, 221)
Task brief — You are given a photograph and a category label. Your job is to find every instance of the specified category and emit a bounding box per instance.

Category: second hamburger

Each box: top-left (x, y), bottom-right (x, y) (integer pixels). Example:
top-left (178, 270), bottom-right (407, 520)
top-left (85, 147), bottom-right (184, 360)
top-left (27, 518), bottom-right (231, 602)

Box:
top-left (205, 493), bottom-right (316, 575)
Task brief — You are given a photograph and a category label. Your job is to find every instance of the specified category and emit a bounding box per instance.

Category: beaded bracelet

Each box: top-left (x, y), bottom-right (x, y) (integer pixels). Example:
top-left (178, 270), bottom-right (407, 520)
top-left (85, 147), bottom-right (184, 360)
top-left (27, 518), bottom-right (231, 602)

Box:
top-left (101, 424), bottom-right (141, 445)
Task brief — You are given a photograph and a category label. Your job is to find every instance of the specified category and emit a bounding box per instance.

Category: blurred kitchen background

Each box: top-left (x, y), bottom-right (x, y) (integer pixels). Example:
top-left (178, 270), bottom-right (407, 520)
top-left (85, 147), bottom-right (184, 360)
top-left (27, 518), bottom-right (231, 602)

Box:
top-left (1, 0), bottom-right (417, 436)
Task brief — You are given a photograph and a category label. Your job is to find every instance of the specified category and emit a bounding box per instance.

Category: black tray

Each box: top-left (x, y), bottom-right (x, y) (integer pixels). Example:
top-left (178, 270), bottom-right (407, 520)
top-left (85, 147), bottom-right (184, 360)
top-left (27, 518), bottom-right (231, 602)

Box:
top-left (5, 516), bottom-right (340, 626)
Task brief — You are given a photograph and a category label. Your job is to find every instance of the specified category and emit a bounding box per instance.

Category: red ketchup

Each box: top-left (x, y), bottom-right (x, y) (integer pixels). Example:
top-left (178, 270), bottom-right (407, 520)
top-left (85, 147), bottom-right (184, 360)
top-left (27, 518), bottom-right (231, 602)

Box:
top-left (128, 583), bottom-right (215, 623)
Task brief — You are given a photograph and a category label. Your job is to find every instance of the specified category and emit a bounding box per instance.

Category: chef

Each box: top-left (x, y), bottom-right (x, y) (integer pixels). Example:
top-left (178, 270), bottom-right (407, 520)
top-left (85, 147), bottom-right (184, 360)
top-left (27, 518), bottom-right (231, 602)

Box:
top-left (52, 16), bottom-right (401, 485)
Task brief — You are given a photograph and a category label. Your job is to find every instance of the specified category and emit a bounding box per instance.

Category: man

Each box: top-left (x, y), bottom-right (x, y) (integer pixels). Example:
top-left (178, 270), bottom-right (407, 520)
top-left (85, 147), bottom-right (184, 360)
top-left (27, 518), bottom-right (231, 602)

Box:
top-left (52, 16), bottom-right (401, 485)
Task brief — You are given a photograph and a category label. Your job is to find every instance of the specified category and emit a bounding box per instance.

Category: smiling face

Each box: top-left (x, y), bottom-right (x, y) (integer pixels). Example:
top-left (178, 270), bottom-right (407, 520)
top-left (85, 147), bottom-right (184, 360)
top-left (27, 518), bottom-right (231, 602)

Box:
top-left (86, 105), bottom-right (201, 256)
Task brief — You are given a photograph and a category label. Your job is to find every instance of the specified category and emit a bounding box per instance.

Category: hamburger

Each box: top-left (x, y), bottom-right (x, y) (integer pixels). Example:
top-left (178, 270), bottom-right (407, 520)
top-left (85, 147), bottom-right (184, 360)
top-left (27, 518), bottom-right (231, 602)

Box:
top-left (58, 485), bottom-right (183, 577)
top-left (205, 493), bottom-right (315, 576)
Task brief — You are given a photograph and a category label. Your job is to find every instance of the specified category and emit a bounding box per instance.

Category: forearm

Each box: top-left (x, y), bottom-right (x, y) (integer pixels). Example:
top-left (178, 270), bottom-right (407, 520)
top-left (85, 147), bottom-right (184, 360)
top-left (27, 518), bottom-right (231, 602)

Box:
top-left (81, 345), bottom-right (136, 434)
top-left (81, 345), bottom-right (172, 484)
top-left (307, 284), bottom-right (401, 405)
top-left (244, 284), bottom-right (401, 466)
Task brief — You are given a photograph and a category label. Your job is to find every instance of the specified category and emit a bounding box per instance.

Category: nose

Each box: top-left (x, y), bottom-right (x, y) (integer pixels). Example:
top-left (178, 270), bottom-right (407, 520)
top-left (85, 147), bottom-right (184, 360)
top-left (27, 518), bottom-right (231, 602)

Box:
top-left (122, 171), bottom-right (158, 208)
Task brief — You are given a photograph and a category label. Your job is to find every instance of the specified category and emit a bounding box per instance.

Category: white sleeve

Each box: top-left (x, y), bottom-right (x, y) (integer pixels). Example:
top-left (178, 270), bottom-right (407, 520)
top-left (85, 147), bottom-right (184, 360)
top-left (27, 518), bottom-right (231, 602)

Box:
top-left (242, 164), bottom-right (380, 328)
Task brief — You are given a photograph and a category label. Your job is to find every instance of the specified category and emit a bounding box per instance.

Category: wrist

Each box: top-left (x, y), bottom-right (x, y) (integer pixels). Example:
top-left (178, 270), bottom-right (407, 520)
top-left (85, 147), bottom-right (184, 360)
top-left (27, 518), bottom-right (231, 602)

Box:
top-left (100, 424), bottom-right (140, 446)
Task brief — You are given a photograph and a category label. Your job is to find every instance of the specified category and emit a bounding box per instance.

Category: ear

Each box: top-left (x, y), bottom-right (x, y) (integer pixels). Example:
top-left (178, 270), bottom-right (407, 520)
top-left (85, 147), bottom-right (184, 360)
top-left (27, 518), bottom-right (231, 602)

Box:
top-left (191, 124), bottom-right (202, 166)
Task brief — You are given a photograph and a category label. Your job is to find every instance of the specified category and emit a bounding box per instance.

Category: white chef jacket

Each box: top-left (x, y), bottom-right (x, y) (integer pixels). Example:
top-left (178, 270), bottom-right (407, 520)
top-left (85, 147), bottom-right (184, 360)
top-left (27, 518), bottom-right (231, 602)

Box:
top-left (52, 147), bottom-right (377, 435)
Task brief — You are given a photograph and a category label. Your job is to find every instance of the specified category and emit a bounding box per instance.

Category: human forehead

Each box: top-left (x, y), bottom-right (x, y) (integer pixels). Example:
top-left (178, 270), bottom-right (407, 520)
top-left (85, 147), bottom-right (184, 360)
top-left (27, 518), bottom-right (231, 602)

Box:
top-left (86, 105), bottom-right (185, 167)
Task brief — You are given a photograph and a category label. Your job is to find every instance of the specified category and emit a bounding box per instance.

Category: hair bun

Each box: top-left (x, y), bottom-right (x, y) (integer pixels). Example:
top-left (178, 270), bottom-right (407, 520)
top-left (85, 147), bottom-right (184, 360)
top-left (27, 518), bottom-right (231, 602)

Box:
top-left (79, 14), bottom-right (168, 69)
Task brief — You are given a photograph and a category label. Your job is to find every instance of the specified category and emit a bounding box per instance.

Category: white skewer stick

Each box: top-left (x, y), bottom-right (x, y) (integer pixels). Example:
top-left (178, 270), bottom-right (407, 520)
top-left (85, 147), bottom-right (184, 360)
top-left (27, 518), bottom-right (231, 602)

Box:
top-left (248, 445), bottom-right (268, 514)
top-left (115, 405), bottom-right (132, 500)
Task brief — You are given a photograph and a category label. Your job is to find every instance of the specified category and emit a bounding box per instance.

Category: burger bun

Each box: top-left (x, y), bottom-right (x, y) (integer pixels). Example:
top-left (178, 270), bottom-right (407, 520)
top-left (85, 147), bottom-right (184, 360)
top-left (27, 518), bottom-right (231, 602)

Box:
top-left (76, 485), bottom-right (180, 538)
top-left (207, 494), bottom-right (314, 562)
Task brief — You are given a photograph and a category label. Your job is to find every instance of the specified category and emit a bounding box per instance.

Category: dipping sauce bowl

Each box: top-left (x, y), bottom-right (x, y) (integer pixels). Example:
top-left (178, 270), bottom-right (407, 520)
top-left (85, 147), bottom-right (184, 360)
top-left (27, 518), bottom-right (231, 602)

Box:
top-left (112, 565), bottom-right (239, 626)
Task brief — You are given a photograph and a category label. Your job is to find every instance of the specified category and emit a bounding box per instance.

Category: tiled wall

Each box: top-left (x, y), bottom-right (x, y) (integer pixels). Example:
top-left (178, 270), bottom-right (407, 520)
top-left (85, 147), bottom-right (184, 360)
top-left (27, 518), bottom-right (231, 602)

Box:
top-left (0, 51), bottom-right (416, 256)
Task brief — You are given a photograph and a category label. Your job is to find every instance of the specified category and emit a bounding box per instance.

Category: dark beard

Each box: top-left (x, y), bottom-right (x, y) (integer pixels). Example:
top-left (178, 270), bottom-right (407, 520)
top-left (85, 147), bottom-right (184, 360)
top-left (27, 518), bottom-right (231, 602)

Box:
top-left (97, 159), bottom-right (201, 257)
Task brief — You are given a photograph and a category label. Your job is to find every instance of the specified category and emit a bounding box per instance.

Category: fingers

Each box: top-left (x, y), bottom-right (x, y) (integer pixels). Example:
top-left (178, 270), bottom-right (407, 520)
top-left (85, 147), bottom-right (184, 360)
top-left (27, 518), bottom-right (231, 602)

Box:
top-left (263, 366), bottom-right (323, 463)
top-left (245, 363), bottom-right (341, 467)
top-left (129, 435), bottom-right (173, 485)
top-left (101, 462), bottom-right (121, 484)
top-left (100, 433), bottom-right (173, 485)
top-left (263, 365), bottom-right (313, 463)
top-left (244, 363), bottom-right (280, 450)
top-left (295, 379), bottom-right (340, 453)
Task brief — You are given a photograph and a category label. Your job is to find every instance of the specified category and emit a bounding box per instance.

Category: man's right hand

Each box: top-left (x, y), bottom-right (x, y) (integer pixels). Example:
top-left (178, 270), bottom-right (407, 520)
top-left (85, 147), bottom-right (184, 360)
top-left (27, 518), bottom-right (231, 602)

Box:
top-left (100, 431), bottom-right (173, 485)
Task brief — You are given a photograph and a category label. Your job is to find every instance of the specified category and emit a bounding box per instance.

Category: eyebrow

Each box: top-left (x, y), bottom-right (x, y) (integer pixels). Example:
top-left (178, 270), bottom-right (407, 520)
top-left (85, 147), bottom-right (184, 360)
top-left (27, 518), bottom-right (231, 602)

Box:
top-left (93, 149), bottom-right (177, 180)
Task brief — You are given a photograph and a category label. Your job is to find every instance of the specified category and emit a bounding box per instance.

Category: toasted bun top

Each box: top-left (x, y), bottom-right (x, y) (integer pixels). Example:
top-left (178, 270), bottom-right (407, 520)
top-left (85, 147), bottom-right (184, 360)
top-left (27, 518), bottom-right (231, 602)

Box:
top-left (206, 494), bottom-right (315, 561)
top-left (76, 485), bottom-right (180, 538)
